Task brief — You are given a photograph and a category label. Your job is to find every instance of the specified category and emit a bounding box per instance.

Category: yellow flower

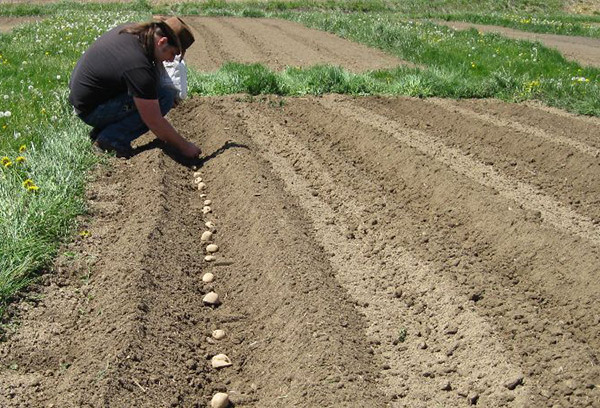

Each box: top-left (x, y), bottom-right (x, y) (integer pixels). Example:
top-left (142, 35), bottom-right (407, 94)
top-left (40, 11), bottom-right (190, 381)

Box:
top-left (79, 230), bottom-right (90, 237)
top-left (27, 185), bottom-right (39, 192)
top-left (19, 145), bottom-right (26, 153)
top-left (22, 178), bottom-right (34, 188)
top-left (16, 156), bottom-right (26, 164)
top-left (1, 156), bottom-right (12, 167)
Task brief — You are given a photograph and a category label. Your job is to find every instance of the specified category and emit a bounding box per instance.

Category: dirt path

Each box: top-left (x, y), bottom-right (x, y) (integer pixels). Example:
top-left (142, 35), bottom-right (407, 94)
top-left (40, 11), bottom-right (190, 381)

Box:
top-left (0, 17), bottom-right (41, 33)
top-left (436, 20), bottom-right (600, 66)
top-left (181, 17), bottom-right (410, 72)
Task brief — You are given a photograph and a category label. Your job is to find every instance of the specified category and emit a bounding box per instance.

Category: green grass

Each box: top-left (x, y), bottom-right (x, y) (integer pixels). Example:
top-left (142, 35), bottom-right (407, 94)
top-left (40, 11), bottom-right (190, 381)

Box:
top-left (0, 10), bottom-right (149, 318)
top-left (2, 0), bottom-right (597, 37)
top-left (155, 0), bottom-right (564, 15)
top-left (0, 0), bottom-right (150, 17)
top-left (430, 12), bottom-right (600, 38)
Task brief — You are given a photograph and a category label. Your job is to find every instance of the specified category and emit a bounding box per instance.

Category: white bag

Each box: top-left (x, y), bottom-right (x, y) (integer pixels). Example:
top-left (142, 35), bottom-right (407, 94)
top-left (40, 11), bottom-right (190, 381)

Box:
top-left (162, 55), bottom-right (188, 100)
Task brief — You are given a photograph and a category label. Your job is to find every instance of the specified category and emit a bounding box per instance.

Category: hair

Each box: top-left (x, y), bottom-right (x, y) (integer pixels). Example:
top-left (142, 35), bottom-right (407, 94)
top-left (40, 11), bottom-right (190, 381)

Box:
top-left (120, 21), bottom-right (181, 60)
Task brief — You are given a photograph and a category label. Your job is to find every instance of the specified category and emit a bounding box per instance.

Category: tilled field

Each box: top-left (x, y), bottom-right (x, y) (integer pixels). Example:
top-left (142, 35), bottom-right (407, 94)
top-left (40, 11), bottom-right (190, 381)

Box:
top-left (181, 17), bottom-right (409, 72)
top-left (1, 16), bottom-right (600, 408)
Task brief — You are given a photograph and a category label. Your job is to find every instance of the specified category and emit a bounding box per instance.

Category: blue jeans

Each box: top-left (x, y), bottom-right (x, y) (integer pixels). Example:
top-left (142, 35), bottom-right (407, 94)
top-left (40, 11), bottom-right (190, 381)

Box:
top-left (80, 85), bottom-right (177, 150)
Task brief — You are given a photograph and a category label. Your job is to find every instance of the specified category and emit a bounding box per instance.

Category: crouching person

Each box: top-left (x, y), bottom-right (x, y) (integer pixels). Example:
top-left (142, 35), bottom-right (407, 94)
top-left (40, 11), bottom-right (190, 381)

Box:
top-left (69, 17), bottom-right (201, 159)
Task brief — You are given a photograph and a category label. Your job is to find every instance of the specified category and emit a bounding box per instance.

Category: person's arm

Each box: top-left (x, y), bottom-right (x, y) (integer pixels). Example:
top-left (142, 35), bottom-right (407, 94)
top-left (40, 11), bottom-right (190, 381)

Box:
top-left (134, 96), bottom-right (201, 158)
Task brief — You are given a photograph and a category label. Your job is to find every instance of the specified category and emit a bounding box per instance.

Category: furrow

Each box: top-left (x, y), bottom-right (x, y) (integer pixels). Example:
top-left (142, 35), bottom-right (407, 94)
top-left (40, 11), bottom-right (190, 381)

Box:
top-left (216, 18), bottom-right (276, 64)
top-left (196, 18), bottom-right (263, 65)
top-left (427, 98), bottom-right (600, 158)
top-left (354, 96), bottom-right (600, 222)
top-left (186, 19), bottom-right (234, 71)
top-left (319, 98), bottom-right (600, 246)
top-left (236, 104), bottom-right (530, 407)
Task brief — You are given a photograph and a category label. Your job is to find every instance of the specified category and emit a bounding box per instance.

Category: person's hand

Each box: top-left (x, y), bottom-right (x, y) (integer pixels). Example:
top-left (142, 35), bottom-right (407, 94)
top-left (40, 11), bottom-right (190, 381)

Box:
top-left (181, 141), bottom-right (202, 158)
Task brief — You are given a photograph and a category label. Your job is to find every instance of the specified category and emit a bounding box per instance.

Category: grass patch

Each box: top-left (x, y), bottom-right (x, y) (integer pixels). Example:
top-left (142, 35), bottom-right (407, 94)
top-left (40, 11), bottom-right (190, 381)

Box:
top-left (431, 12), bottom-right (600, 38)
top-left (0, 0), bottom-right (150, 17)
top-left (155, 0), bottom-right (564, 16)
top-left (1, 0), bottom-right (566, 18)
top-left (0, 10), bottom-right (148, 318)
top-left (269, 12), bottom-right (600, 114)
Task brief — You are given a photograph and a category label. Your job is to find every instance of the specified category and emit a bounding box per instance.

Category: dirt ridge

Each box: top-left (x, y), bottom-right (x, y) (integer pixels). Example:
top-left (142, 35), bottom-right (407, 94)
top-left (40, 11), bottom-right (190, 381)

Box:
top-left (319, 97), bottom-right (600, 246)
top-left (428, 98), bottom-right (600, 158)
top-left (237, 104), bottom-right (531, 406)
top-left (230, 95), bottom-right (599, 406)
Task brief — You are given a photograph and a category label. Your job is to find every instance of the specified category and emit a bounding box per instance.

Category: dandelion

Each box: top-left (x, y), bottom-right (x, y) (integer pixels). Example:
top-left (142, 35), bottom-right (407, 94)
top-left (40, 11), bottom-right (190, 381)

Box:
top-left (14, 131), bottom-right (21, 139)
top-left (3, 95), bottom-right (8, 100)
top-left (56, 75), bottom-right (61, 80)
top-left (1, 157), bottom-right (12, 167)
top-left (571, 76), bottom-right (589, 83)
top-left (28, 85), bottom-right (34, 91)
top-left (15, 156), bottom-right (26, 164)
top-left (4, 111), bottom-right (11, 117)
top-left (19, 145), bottom-right (26, 153)
top-left (23, 179), bottom-right (39, 191)
top-left (79, 230), bottom-right (90, 237)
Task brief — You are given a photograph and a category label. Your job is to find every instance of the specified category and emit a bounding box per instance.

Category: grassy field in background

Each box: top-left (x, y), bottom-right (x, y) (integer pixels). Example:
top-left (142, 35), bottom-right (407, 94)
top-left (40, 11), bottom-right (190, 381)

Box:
top-left (2, 0), bottom-right (600, 37)
top-left (0, 0), bottom-right (598, 322)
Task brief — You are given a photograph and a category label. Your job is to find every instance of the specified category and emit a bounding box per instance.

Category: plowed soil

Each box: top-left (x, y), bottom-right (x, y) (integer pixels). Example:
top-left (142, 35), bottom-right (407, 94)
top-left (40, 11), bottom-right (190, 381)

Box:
top-left (0, 17), bottom-right (41, 33)
top-left (2, 16), bottom-right (600, 408)
top-left (181, 17), bottom-right (409, 71)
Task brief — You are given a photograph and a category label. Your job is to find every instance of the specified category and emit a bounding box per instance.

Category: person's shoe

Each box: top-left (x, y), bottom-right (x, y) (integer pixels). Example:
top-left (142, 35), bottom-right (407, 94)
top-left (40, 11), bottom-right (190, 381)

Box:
top-left (93, 139), bottom-right (133, 158)
top-left (89, 127), bottom-right (101, 141)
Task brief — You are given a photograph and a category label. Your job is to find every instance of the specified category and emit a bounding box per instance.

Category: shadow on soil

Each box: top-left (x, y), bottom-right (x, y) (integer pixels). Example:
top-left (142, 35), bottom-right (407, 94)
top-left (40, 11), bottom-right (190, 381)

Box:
top-left (133, 139), bottom-right (250, 168)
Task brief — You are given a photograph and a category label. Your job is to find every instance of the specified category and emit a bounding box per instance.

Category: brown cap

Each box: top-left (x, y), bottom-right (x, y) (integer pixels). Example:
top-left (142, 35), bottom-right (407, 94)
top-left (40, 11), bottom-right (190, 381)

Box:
top-left (163, 17), bottom-right (195, 51)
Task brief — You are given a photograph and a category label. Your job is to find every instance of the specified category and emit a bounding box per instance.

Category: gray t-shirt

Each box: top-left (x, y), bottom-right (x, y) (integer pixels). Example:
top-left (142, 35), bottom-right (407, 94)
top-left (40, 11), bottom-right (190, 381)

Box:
top-left (69, 24), bottom-right (158, 116)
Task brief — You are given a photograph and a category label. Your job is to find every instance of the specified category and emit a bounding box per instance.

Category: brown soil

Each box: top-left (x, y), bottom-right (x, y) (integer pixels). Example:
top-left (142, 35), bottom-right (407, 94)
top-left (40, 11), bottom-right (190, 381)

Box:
top-left (564, 0), bottom-right (600, 14)
top-left (436, 20), bottom-right (600, 67)
top-left (1, 15), bottom-right (600, 408)
top-left (0, 17), bottom-right (41, 32)
top-left (181, 17), bottom-right (410, 72)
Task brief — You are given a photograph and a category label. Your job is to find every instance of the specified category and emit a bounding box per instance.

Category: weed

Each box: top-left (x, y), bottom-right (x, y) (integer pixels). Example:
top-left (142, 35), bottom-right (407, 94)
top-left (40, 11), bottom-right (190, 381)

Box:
top-left (397, 328), bottom-right (407, 343)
